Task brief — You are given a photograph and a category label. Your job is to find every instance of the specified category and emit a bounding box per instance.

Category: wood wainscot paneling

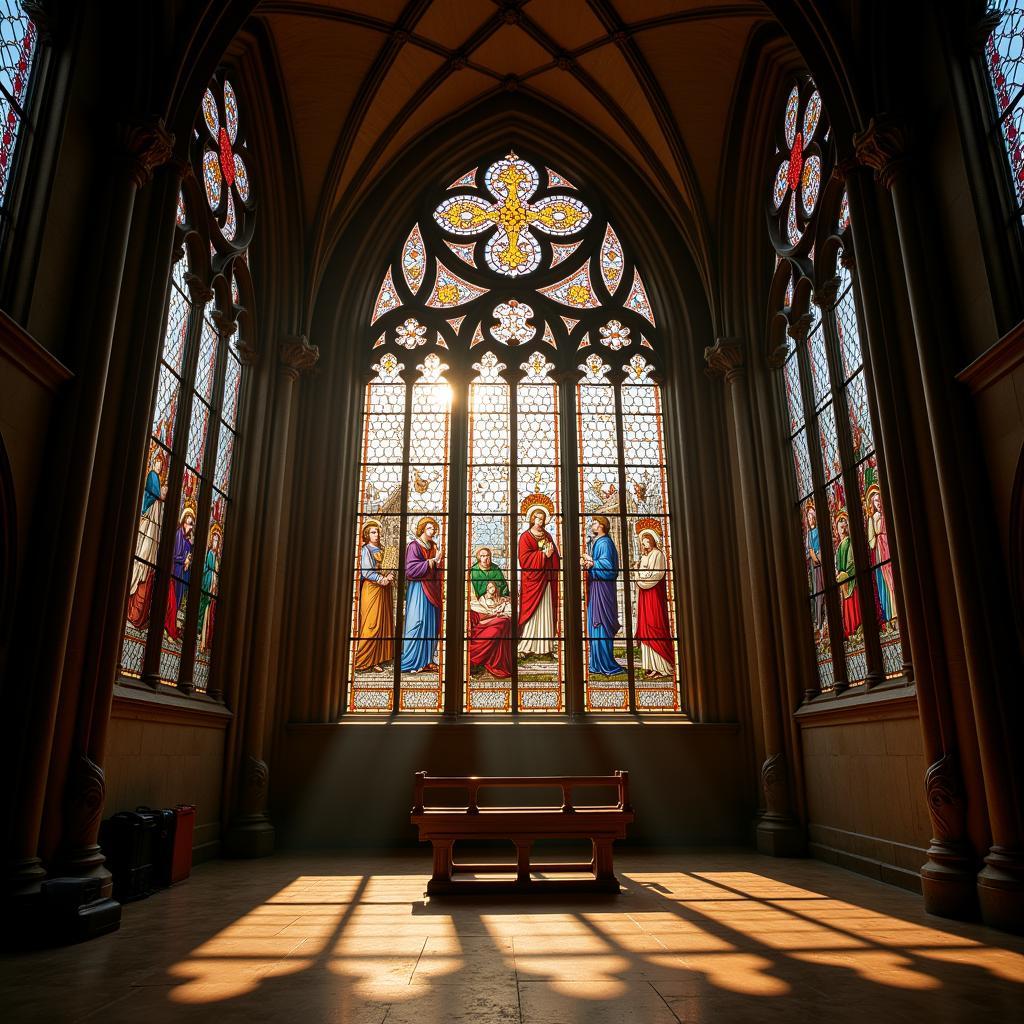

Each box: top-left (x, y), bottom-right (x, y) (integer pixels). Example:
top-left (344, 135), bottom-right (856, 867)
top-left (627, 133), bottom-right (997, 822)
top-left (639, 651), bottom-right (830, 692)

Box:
top-left (275, 718), bottom-right (746, 850)
top-left (796, 685), bottom-right (930, 891)
top-left (105, 683), bottom-right (232, 862)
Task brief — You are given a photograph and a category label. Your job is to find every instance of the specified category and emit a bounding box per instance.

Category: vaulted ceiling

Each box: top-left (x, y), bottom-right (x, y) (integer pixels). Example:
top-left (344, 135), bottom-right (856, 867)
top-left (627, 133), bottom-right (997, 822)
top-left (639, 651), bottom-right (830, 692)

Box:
top-left (254, 0), bottom-right (771, 268)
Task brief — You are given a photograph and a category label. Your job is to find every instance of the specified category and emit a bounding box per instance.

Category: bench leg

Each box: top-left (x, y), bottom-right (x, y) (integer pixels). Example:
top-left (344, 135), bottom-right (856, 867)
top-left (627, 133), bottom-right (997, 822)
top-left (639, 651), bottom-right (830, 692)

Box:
top-left (515, 841), bottom-right (533, 884)
top-left (431, 841), bottom-right (453, 886)
top-left (592, 839), bottom-right (615, 882)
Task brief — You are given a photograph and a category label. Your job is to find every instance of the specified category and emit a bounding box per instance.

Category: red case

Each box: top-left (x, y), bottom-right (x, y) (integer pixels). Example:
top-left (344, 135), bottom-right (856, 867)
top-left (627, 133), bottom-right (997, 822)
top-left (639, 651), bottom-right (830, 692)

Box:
top-left (170, 804), bottom-right (196, 883)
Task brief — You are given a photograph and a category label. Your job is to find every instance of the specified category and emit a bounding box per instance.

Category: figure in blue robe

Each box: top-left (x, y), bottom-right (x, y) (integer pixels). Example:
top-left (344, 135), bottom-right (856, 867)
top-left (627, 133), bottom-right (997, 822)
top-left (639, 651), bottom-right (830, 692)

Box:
top-left (586, 519), bottom-right (625, 675)
top-left (400, 521), bottom-right (442, 672)
top-left (142, 467), bottom-right (161, 514)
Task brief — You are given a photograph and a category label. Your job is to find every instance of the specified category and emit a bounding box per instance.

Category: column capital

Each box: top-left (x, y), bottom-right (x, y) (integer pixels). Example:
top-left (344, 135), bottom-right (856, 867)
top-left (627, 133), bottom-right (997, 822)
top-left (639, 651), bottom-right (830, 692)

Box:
top-left (853, 116), bottom-right (911, 190)
top-left (812, 275), bottom-right (842, 312)
top-left (212, 307), bottom-right (237, 339)
top-left (279, 334), bottom-right (320, 381)
top-left (787, 311), bottom-right (815, 345)
top-left (119, 118), bottom-right (175, 190)
top-left (184, 271), bottom-right (214, 305)
top-left (703, 337), bottom-right (745, 383)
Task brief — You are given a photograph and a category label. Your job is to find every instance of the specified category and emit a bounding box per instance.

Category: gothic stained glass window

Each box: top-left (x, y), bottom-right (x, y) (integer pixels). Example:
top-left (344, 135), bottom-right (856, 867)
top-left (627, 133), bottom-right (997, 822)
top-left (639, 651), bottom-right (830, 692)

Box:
top-left (119, 74), bottom-right (256, 697)
top-left (767, 80), bottom-right (905, 695)
top-left (985, 2), bottom-right (1024, 228)
top-left (0, 3), bottom-right (38, 221)
top-left (350, 152), bottom-right (681, 714)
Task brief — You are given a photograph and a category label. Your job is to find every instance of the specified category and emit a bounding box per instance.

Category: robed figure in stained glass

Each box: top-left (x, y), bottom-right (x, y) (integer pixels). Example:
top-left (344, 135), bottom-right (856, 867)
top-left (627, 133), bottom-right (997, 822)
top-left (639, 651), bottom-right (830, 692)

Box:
top-left (866, 485), bottom-right (897, 624)
top-left (633, 522), bottom-right (673, 678)
top-left (468, 580), bottom-right (513, 678)
top-left (805, 501), bottom-right (825, 631)
top-left (127, 449), bottom-right (167, 628)
top-left (400, 517), bottom-right (443, 672)
top-left (164, 505), bottom-right (196, 640)
top-left (197, 524), bottom-right (221, 653)
top-left (584, 515), bottom-right (625, 675)
top-left (834, 510), bottom-right (861, 637)
top-left (353, 520), bottom-right (395, 672)
top-left (517, 502), bottom-right (560, 656)
top-left (470, 547), bottom-right (509, 599)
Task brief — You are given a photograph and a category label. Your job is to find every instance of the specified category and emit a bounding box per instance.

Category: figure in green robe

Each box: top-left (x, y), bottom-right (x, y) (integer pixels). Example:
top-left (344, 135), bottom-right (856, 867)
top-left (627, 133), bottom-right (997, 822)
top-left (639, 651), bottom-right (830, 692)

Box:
top-left (470, 546), bottom-right (509, 598)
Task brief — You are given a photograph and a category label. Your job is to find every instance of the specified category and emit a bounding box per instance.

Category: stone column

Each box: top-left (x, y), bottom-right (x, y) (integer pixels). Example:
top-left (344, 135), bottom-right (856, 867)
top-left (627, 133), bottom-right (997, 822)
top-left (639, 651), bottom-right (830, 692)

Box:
top-left (705, 338), bottom-right (803, 856)
top-left (225, 334), bottom-right (318, 857)
top-left (3, 119), bottom-right (173, 895)
top-left (840, 156), bottom-right (979, 920)
top-left (855, 117), bottom-right (1024, 930)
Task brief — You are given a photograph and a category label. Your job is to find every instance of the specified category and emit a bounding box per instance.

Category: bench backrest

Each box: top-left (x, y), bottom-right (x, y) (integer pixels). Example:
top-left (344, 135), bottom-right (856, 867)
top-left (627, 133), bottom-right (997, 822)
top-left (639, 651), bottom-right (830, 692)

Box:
top-left (412, 771), bottom-right (631, 815)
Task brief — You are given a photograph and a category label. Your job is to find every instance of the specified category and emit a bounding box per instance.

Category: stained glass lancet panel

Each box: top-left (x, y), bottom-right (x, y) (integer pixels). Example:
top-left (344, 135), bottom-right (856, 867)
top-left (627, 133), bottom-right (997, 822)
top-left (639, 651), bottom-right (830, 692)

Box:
top-left (835, 255), bottom-right (904, 677)
top-left (160, 299), bottom-right (218, 684)
top-left (349, 354), bottom-right (405, 711)
top-left (985, 2), bottom-right (1024, 227)
top-left (621, 355), bottom-right (679, 710)
top-left (399, 354), bottom-right (450, 711)
top-left (121, 256), bottom-right (192, 678)
top-left (515, 351), bottom-right (564, 711)
top-left (0, 4), bottom-right (37, 214)
top-left (465, 352), bottom-right (513, 712)
top-left (577, 354), bottom-right (629, 710)
top-left (783, 327), bottom-right (833, 690)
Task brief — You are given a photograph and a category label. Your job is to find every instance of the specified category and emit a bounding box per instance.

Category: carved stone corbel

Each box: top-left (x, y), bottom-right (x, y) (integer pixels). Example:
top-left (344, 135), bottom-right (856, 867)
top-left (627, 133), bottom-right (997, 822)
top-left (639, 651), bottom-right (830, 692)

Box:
top-left (279, 334), bottom-right (320, 381)
top-left (812, 275), bottom-right (842, 312)
top-left (853, 117), bottom-right (911, 191)
top-left (120, 118), bottom-right (175, 190)
top-left (787, 311), bottom-right (815, 345)
top-left (703, 338), bottom-right (745, 384)
top-left (184, 272), bottom-right (214, 305)
top-left (212, 308), bottom-right (237, 339)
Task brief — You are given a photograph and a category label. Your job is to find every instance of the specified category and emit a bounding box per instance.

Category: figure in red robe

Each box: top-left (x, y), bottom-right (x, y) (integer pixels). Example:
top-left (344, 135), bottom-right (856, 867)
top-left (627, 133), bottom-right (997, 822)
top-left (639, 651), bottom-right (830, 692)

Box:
top-left (634, 527), bottom-right (674, 677)
top-left (517, 505), bottom-right (560, 656)
top-left (468, 581), bottom-right (513, 678)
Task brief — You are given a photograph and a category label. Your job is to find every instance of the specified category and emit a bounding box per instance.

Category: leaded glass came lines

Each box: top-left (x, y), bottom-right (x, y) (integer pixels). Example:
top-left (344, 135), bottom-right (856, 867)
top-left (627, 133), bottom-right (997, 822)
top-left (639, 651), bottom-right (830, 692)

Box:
top-left (985, 2), bottom-right (1024, 224)
top-left (0, 3), bottom-right (36, 214)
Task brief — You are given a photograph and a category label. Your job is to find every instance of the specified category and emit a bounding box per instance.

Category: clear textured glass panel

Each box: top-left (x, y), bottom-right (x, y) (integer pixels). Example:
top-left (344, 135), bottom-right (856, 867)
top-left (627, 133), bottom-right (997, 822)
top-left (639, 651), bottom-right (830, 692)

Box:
top-left (468, 464), bottom-right (509, 514)
top-left (835, 267), bottom-right (862, 380)
top-left (185, 398), bottom-right (211, 472)
top-left (359, 464), bottom-right (403, 514)
top-left (162, 267), bottom-right (191, 375)
top-left (221, 351), bottom-right (242, 429)
top-left (807, 322), bottom-right (830, 408)
top-left (194, 314), bottom-right (219, 403)
top-left (622, 413), bottom-right (664, 466)
top-left (817, 402), bottom-right (841, 482)
top-left (845, 371), bottom-right (875, 461)
top-left (784, 352), bottom-right (804, 432)
top-left (791, 428), bottom-right (813, 499)
top-left (151, 363), bottom-right (182, 449)
top-left (214, 425), bottom-right (235, 494)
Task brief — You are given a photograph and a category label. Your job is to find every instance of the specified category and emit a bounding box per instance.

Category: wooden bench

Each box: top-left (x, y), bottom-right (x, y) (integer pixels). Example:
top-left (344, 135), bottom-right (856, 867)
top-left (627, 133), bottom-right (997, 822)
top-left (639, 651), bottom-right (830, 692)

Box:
top-left (410, 770), bottom-right (634, 894)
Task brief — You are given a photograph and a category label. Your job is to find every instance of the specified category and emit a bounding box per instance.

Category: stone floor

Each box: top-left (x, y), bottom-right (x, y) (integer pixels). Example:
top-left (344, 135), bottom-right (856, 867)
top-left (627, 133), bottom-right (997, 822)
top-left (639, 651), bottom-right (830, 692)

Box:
top-left (3, 850), bottom-right (1023, 1023)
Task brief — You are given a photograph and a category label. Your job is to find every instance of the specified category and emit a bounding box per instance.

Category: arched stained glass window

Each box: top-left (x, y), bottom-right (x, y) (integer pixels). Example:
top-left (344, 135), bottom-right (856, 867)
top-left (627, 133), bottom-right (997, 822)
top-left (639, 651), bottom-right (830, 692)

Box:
top-left (984, 2), bottom-right (1024, 230)
top-left (120, 74), bottom-right (256, 697)
top-left (350, 152), bottom-right (680, 714)
top-left (0, 3), bottom-right (39, 229)
top-left (767, 80), bottom-right (905, 694)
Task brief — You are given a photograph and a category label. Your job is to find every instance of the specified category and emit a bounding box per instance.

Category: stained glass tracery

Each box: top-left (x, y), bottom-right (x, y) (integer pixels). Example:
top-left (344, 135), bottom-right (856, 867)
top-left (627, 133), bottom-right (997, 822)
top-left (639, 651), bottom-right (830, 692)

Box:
top-left (0, 3), bottom-right (38, 215)
top-left (352, 153), bottom-right (679, 715)
top-left (768, 81), bottom-right (905, 695)
top-left (985, 3), bottom-right (1024, 226)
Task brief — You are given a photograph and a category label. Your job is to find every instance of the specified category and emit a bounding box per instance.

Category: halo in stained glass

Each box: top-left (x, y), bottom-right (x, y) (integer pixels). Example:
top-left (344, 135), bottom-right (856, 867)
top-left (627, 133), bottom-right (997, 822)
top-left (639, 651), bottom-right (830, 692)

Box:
top-left (426, 260), bottom-right (489, 308)
top-left (233, 153), bottom-right (250, 202)
top-left (547, 167), bottom-right (576, 189)
top-left (448, 167), bottom-right (477, 189)
top-left (444, 239), bottom-right (476, 267)
top-left (490, 300), bottom-right (536, 345)
top-left (801, 155), bottom-right (821, 217)
top-left (202, 88), bottom-right (219, 138)
top-left (203, 150), bottom-right (222, 210)
top-left (624, 269), bottom-right (655, 325)
top-left (224, 80), bottom-right (239, 144)
top-left (370, 266), bottom-right (402, 324)
top-left (599, 225), bottom-right (625, 295)
top-left (784, 84), bottom-right (800, 148)
top-left (551, 241), bottom-right (582, 267)
top-left (802, 90), bottom-right (822, 142)
top-left (402, 224), bottom-right (427, 294)
top-left (538, 262), bottom-right (601, 309)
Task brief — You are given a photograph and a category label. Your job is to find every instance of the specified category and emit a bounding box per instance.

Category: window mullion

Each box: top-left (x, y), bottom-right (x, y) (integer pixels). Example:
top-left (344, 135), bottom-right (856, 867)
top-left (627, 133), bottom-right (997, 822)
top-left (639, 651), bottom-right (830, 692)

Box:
top-left (391, 368), bottom-right (415, 716)
top-left (141, 276), bottom-right (209, 687)
top-left (612, 372), bottom-right (637, 713)
top-left (561, 373), bottom-right (585, 715)
top-left (443, 374), bottom-right (467, 718)
top-left (508, 372), bottom-right (520, 715)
